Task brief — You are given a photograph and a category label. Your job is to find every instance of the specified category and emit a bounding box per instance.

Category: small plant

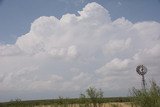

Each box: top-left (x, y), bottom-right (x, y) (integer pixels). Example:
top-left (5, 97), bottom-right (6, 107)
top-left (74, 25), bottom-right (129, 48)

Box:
top-left (131, 80), bottom-right (160, 107)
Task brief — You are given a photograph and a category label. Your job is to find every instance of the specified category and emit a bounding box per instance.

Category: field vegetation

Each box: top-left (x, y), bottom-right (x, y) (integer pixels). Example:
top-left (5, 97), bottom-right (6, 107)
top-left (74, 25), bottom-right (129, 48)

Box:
top-left (130, 80), bottom-right (160, 107)
top-left (0, 80), bottom-right (159, 107)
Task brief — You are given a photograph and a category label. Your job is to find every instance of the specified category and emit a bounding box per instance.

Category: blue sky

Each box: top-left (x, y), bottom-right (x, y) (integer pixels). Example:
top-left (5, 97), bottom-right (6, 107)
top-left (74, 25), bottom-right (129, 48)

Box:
top-left (0, 0), bottom-right (160, 102)
top-left (0, 0), bottom-right (160, 44)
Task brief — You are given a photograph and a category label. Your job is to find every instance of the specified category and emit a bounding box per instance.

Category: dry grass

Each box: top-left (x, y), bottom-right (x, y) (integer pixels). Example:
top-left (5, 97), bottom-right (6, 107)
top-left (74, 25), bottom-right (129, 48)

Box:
top-left (106, 102), bottom-right (132, 107)
top-left (35, 102), bottom-right (132, 107)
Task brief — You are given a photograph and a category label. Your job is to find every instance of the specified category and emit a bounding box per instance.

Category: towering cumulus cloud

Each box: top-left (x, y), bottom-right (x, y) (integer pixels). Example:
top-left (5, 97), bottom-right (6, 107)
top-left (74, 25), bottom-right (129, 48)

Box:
top-left (0, 2), bottom-right (160, 100)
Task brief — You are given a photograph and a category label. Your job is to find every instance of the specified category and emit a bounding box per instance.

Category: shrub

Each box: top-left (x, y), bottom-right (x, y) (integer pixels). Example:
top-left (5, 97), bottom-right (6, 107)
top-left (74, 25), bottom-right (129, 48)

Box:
top-left (131, 80), bottom-right (160, 107)
top-left (80, 87), bottom-right (104, 107)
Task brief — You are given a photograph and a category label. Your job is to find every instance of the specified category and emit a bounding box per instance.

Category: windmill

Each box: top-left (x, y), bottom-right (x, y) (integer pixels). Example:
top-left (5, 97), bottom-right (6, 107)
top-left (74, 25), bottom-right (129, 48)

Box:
top-left (136, 65), bottom-right (147, 90)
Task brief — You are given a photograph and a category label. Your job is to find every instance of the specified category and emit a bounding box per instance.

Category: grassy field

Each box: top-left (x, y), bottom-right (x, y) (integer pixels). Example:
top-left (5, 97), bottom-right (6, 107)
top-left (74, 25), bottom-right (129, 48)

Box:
top-left (0, 97), bottom-right (131, 107)
top-left (34, 102), bottom-right (132, 107)
top-left (0, 102), bottom-right (133, 107)
top-left (35, 102), bottom-right (133, 107)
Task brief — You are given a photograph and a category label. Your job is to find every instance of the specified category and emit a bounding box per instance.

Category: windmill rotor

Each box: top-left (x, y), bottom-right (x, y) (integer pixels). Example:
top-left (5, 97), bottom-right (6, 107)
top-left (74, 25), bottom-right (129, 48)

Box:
top-left (136, 65), bottom-right (147, 76)
top-left (136, 65), bottom-right (147, 90)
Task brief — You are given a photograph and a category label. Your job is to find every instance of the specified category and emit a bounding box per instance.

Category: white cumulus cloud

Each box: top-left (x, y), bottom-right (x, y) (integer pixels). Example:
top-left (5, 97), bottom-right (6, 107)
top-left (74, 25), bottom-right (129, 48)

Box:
top-left (103, 38), bottom-right (131, 54)
top-left (0, 2), bottom-right (160, 101)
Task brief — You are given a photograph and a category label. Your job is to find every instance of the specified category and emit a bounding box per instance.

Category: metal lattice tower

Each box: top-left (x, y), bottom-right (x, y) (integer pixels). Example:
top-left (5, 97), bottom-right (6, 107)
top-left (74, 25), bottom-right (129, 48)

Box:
top-left (136, 65), bottom-right (147, 90)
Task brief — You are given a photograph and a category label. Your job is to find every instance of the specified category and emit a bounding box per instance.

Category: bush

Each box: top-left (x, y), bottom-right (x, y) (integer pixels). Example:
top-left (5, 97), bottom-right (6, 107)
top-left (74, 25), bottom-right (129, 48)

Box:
top-left (131, 80), bottom-right (160, 107)
top-left (80, 87), bottom-right (104, 107)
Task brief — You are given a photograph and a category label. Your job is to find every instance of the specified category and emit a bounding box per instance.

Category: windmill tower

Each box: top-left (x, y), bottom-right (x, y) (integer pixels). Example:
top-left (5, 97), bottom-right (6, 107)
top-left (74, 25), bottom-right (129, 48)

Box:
top-left (136, 65), bottom-right (147, 90)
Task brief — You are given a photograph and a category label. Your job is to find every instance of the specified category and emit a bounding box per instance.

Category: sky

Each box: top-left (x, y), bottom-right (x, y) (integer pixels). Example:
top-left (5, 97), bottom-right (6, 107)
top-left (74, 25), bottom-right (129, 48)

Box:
top-left (0, 0), bottom-right (160, 102)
